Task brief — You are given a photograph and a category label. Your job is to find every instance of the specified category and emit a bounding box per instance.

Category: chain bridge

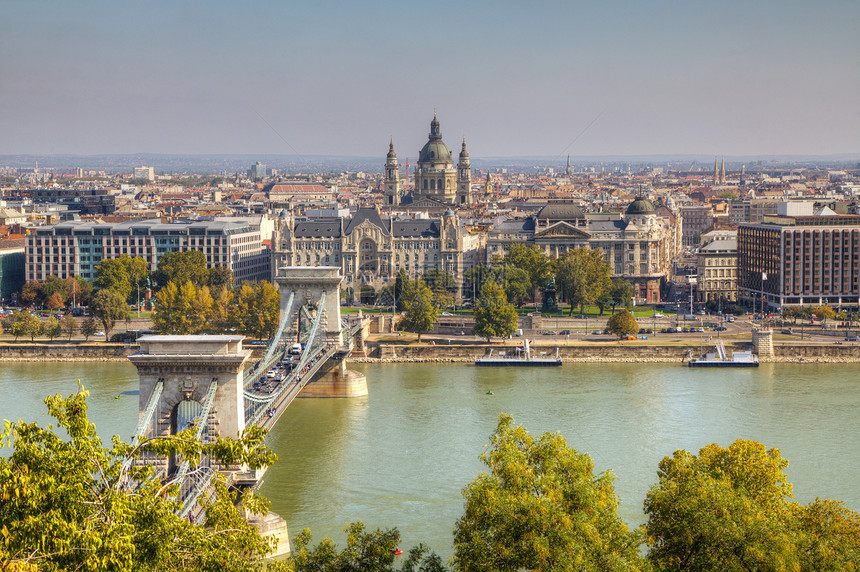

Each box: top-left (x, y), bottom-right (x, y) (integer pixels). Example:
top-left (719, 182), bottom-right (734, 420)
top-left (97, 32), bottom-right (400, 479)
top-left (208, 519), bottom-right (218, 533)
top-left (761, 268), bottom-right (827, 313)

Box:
top-left (126, 267), bottom-right (368, 556)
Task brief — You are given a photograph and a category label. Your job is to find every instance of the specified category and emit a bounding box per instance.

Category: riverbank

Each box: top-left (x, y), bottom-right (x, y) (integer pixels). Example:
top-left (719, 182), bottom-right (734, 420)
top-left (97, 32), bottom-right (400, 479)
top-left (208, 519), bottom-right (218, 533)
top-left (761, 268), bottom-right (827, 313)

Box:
top-left (0, 339), bottom-right (857, 363)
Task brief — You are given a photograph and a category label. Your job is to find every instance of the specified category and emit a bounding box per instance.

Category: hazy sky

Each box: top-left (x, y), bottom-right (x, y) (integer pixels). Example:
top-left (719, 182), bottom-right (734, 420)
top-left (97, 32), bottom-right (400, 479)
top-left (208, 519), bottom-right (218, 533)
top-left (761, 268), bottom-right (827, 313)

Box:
top-left (2, 0), bottom-right (858, 157)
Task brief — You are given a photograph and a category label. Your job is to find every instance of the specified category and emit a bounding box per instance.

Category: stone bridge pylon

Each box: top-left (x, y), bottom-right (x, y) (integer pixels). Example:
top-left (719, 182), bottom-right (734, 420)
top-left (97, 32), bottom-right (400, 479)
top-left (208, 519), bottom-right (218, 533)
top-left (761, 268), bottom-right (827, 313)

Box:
top-left (275, 266), bottom-right (367, 397)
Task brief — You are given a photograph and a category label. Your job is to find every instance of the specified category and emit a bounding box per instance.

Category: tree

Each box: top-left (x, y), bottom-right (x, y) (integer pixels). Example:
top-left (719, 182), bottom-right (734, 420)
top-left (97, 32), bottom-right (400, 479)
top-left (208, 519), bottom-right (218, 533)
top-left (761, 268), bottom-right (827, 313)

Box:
top-left (608, 279), bottom-right (635, 315)
top-left (423, 268), bottom-right (457, 308)
top-left (502, 244), bottom-right (554, 304)
top-left (782, 306), bottom-right (803, 324)
top-left (556, 247), bottom-right (612, 315)
top-left (473, 280), bottom-right (518, 342)
top-left (398, 278), bottom-right (438, 342)
top-left (43, 316), bottom-right (61, 340)
top-left (208, 286), bottom-right (235, 333)
top-left (233, 281), bottom-right (279, 340)
top-left (393, 268), bottom-right (409, 311)
top-left (209, 265), bottom-right (234, 290)
top-left (10, 312), bottom-right (42, 341)
top-left (813, 304), bottom-right (836, 325)
top-left (496, 265), bottom-right (530, 307)
top-left (0, 387), bottom-right (280, 570)
top-left (20, 281), bottom-right (43, 307)
top-left (46, 291), bottom-right (65, 311)
top-left (94, 257), bottom-right (133, 301)
top-left (89, 288), bottom-right (129, 340)
top-left (644, 439), bottom-right (800, 571)
top-left (154, 250), bottom-right (209, 290)
top-left (42, 275), bottom-right (70, 304)
top-left (289, 522), bottom-right (447, 572)
top-left (60, 314), bottom-right (78, 340)
top-left (453, 414), bottom-right (646, 571)
top-left (607, 309), bottom-right (638, 338)
top-left (80, 316), bottom-right (99, 341)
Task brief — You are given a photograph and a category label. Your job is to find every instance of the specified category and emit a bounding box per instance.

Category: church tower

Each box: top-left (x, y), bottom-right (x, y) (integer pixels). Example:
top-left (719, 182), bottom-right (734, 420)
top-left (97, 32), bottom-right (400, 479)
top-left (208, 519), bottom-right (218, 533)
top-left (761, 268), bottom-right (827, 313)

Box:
top-left (484, 171), bottom-right (492, 196)
top-left (384, 138), bottom-right (400, 206)
top-left (713, 156), bottom-right (719, 185)
top-left (719, 157), bottom-right (726, 185)
top-left (456, 138), bottom-right (472, 205)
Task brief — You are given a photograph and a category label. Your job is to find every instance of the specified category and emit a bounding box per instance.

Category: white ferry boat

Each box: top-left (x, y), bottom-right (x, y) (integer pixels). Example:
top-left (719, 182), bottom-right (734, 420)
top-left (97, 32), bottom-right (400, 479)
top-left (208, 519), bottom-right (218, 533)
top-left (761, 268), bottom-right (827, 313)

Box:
top-left (475, 339), bottom-right (562, 367)
top-left (688, 340), bottom-right (759, 367)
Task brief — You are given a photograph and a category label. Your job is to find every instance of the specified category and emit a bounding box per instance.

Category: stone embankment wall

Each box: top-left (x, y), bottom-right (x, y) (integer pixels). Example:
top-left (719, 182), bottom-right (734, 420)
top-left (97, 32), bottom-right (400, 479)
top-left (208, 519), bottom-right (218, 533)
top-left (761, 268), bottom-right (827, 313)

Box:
top-left (357, 342), bottom-right (860, 363)
top-left (0, 343), bottom-right (138, 361)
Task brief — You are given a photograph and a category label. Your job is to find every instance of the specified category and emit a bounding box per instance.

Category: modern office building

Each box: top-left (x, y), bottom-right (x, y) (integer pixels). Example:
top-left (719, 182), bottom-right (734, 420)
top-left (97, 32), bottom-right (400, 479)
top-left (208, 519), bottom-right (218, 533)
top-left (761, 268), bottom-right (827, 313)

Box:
top-left (133, 166), bottom-right (155, 181)
top-left (25, 219), bottom-right (270, 283)
top-left (0, 239), bottom-right (25, 302)
top-left (738, 204), bottom-right (860, 311)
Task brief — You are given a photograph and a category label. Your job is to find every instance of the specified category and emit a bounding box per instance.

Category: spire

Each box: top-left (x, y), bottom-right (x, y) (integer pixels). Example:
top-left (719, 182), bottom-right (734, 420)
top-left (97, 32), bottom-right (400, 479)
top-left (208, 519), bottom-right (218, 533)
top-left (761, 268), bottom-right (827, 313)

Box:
top-left (566, 155), bottom-right (571, 176)
top-left (720, 156), bottom-right (726, 184)
top-left (459, 137), bottom-right (469, 159)
top-left (387, 137), bottom-right (396, 160)
top-left (713, 156), bottom-right (719, 184)
top-left (429, 113), bottom-right (441, 140)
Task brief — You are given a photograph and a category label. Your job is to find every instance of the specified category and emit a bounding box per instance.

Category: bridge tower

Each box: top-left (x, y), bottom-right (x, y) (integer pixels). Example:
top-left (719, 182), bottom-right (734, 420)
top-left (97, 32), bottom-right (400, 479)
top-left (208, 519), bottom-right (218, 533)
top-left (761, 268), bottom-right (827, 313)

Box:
top-left (276, 266), bottom-right (367, 397)
top-left (129, 335), bottom-right (251, 472)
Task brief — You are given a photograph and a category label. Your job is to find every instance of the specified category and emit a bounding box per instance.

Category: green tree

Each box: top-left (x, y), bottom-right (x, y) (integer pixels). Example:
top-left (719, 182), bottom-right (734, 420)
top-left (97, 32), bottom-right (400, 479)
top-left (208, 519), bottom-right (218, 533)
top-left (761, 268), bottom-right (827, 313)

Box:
top-left (209, 265), bottom-right (234, 290)
top-left (608, 279), bottom-right (635, 315)
top-left (60, 313), bottom-right (78, 340)
top-left (43, 316), bottom-right (61, 340)
top-left (95, 258), bottom-right (133, 301)
top-left (289, 522), bottom-right (446, 572)
top-left (233, 281), bottom-right (279, 340)
top-left (782, 306), bottom-right (802, 324)
top-left (502, 244), bottom-right (554, 305)
top-left (423, 268), bottom-right (457, 308)
top-left (89, 288), bottom-right (129, 340)
top-left (556, 247), bottom-right (612, 315)
top-left (154, 250), bottom-right (209, 290)
top-left (80, 315), bottom-right (99, 341)
top-left (208, 286), bottom-right (235, 333)
top-left (644, 439), bottom-right (800, 571)
top-left (20, 280), bottom-right (44, 307)
top-left (453, 414), bottom-right (646, 572)
top-left (0, 387), bottom-right (280, 570)
top-left (399, 278), bottom-right (438, 342)
top-left (473, 280), bottom-right (518, 342)
top-left (10, 312), bottom-right (42, 341)
top-left (393, 268), bottom-right (409, 311)
top-left (607, 309), bottom-right (638, 338)
top-left (42, 275), bottom-right (70, 304)
top-left (496, 265), bottom-right (530, 307)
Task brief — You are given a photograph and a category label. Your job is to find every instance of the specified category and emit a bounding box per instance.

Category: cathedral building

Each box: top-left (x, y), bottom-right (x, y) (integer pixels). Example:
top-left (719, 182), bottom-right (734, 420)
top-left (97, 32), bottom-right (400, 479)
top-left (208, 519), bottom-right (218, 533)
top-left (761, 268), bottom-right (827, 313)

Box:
top-left (385, 114), bottom-right (472, 209)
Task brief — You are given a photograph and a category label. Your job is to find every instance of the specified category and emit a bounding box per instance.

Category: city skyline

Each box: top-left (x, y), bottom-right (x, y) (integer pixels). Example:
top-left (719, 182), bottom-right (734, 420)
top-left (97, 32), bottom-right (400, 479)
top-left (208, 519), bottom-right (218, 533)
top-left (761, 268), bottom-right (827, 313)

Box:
top-left (2, 0), bottom-right (858, 158)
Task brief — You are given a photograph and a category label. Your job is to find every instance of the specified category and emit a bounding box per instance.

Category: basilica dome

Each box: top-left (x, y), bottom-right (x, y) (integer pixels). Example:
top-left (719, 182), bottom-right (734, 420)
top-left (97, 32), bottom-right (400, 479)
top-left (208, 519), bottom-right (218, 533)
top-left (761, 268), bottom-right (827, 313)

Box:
top-left (418, 114), bottom-right (452, 164)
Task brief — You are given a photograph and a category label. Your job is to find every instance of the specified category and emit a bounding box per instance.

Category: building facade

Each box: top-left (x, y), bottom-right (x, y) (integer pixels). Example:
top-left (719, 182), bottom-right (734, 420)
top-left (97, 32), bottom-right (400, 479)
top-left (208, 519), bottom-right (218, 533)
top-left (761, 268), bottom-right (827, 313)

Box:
top-left (25, 220), bottom-right (270, 283)
top-left (696, 233), bottom-right (737, 303)
top-left (738, 213), bottom-right (860, 311)
top-left (486, 198), bottom-right (675, 303)
top-left (679, 205), bottom-right (714, 248)
top-left (272, 207), bottom-right (482, 304)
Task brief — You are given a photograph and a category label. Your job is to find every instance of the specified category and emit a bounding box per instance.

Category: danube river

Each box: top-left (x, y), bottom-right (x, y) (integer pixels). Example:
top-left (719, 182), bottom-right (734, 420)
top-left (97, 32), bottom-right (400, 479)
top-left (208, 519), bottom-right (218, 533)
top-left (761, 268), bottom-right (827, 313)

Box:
top-left (2, 361), bottom-right (859, 555)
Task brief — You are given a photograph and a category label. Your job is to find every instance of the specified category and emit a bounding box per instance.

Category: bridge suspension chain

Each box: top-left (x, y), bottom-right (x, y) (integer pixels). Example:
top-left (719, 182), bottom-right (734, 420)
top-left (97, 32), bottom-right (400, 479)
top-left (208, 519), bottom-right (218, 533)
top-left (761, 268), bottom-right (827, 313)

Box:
top-left (130, 380), bottom-right (163, 446)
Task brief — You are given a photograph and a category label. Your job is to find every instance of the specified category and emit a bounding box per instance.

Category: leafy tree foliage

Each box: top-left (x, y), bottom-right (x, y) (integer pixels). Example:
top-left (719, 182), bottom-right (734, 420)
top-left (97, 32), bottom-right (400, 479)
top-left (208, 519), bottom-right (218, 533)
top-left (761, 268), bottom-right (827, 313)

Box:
top-left (288, 522), bottom-right (446, 572)
top-left (80, 315), bottom-right (99, 341)
top-left (812, 304), bottom-right (836, 324)
top-left (607, 309), bottom-right (638, 338)
top-left (43, 316), bottom-right (61, 340)
top-left (209, 265), bottom-right (235, 290)
top-left (89, 288), bottom-right (129, 339)
top-left (95, 255), bottom-right (148, 303)
top-left (556, 247), bottom-right (612, 315)
top-left (60, 313), bottom-right (78, 340)
top-left (473, 280), bottom-right (518, 342)
top-left (0, 388), bottom-right (280, 570)
top-left (645, 439), bottom-right (831, 571)
top-left (10, 312), bottom-right (43, 341)
top-left (153, 281), bottom-right (215, 335)
top-left (453, 414), bottom-right (646, 571)
top-left (234, 281), bottom-right (280, 340)
top-left (501, 244), bottom-right (554, 304)
top-left (398, 278), bottom-right (438, 342)
top-left (423, 268), bottom-right (457, 308)
top-left (45, 291), bottom-right (64, 311)
top-left (608, 279), bottom-right (635, 315)
top-left (154, 250), bottom-right (209, 290)
top-left (19, 276), bottom-right (90, 309)
top-left (393, 268), bottom-right (409, 311)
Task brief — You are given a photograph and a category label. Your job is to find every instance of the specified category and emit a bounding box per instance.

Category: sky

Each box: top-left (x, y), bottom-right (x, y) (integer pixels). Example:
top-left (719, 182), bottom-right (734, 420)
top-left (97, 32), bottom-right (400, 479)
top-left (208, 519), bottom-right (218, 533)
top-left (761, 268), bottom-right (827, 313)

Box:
top-left (1, 0), bottom-right (859, 158)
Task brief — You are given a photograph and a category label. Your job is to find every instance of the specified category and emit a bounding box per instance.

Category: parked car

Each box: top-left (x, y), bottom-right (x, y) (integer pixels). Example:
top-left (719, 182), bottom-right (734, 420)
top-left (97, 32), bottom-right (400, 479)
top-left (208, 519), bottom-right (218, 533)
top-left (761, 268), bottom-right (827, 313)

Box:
top-left (715, 326), bottom-right (727, 331)
top-left (559, 330), bottom-right (571, 335)
top-left (622, 335), bottom-right (638, 340)
top-left (847, 336), bottom-right (859, 342)
top-left (654, 313), bottom-right (665, 318)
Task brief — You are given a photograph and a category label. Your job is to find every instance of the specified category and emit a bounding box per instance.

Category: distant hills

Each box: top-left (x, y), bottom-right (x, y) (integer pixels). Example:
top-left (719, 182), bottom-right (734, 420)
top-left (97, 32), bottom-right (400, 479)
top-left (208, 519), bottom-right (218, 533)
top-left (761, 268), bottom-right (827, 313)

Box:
top-left (1, 153), bottom-right (858, 175)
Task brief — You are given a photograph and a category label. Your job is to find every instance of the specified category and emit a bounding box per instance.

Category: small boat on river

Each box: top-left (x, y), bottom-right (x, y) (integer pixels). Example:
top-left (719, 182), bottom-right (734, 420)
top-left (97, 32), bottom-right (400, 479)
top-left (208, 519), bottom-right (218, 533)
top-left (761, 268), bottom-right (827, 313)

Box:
top-left (688, 340), bottom-right (759, 367)
top-left (475, 339), bottom-right (562, 367)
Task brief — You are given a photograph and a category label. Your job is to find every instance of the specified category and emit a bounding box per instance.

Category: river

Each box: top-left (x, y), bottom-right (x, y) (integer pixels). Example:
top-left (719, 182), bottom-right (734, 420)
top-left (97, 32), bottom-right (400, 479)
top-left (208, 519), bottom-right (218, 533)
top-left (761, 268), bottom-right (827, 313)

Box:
top-left (1, 361), bottom-right (858, 556)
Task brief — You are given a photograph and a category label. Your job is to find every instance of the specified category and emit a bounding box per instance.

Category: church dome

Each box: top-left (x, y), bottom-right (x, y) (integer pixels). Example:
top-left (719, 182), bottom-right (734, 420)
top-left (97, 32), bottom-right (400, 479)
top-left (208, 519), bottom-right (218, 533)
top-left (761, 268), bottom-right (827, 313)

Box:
top-left (418, 113), bottom-right (452, 164)
top-left (419, 140), bottom-right (452, 163)
top-left (626, 197), bottom-right (656, 216)
top-left (536, 201), bottom-right (584, 221)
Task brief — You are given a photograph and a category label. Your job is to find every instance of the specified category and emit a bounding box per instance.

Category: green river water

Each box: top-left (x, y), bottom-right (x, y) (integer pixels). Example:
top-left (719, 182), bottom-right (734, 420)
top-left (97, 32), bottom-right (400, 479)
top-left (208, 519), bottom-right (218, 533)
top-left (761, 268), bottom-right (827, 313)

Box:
top-left (1, 361), bottom-right (858, 556)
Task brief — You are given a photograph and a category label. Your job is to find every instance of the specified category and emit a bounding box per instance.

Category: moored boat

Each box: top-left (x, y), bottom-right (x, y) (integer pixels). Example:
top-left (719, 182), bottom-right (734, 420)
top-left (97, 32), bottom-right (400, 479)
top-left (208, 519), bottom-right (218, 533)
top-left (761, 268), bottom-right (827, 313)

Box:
top-left (688, 340), bottom-right (759, 367)
top-left (475, 338), bottom-right (562, 367)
